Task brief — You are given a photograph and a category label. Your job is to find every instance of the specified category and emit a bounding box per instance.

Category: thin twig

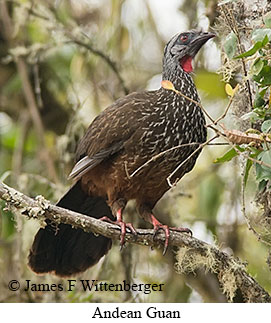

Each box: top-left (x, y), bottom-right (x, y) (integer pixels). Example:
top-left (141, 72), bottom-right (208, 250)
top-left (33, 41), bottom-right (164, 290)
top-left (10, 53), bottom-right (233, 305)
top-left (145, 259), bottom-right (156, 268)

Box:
top-left (162, 80), bottom-right (216, 123)
top-left (126, 140), bottom-right (226, 180)
top-left (208, 142), bottom-right (229, 146)
top-left (167, 135), bottom-right (219, 187)
top-left (67, 38), bottom-right (129, 95)
top-left (11, 111), bottom-right (30, 177)
top-left (0, 1), bottom-right (59, 183)
top-left (208, 124), bottom-right (271, 169)
top-left (229, 10), bottom-right (253, 108)
top-left (2, 0), bottom-right (129, 96)
top-left (16, 58), bottom-right (59, 183)
top-left (130, 79), bottom-right (232, 185)
top-left (33, 63), bottom-right (43, 109)
top-left (221, 5), bottom-right (253, 107)
top-left (0, 0), bottom-right (51, 21)
top-left (128, 142), bottom-right (203, 179)
top-left (214, 85), bottom-right (239, 124)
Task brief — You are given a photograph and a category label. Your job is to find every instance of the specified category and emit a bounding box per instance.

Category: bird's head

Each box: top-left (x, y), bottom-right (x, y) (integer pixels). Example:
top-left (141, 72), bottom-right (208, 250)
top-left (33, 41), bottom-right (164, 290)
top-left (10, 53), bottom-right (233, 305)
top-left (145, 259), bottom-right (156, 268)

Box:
top-left (163, 30), bottom-right (215, 74)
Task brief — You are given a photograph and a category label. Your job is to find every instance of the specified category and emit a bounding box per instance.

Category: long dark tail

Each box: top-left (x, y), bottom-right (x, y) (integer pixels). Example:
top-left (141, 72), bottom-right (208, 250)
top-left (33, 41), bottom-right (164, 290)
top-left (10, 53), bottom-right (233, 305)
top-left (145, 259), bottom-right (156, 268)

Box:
top-left (28, 181), bottom-right (113, 277)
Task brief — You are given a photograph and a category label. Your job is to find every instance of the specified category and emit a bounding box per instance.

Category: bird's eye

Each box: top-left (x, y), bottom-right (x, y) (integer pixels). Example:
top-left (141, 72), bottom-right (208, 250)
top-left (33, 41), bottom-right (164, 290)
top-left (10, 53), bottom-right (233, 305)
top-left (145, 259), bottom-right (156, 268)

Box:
top-left (180, 35), bottom-right (188, 42)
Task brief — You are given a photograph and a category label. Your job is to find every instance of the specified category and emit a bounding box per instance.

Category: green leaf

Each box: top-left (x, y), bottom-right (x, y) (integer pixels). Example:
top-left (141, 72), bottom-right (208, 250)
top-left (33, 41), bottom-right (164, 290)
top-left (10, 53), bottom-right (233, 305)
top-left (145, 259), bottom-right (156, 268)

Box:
top-left (262, 34), bottom-right (269, 46)
top-left (260, 150), bottom-right (271, 166)
top-left (264, 13), bottom-right (271, 28)
top-left (235, 33), bottom-right (270, 60)
top-left (255, 162), bottom-right (271, 182)
top-left (262, 77), bottom-right (271, 87)
top-left (235, 41), bottom-right (263, 59)
top-left (256, 150), bottom-right (271, 182)
top-left (252, 58), bottom-right (264, 75)
top-left (213, 148), bottom-right (238, 164)
top-left (253, 66), bottom-right (271, 86)
top-left (260, 68), bottom-right (271, 86)
top-left (261, 120), bottom-right (271, 133)
top-left (253, 73), bottom-right (262, 83)
top-left (258, 179), bottom-right (268, 192)
top-left (241, 111), bottom-right (261, 121)
top-left (259, 87), bottom-right (268, 96)
top-left (252, 29), bottom-right (271, 43)
top-left (248, 147), bottom-right (261, 156)
top-left (224, 32), bottom-right (238, 59)
top-left (254, 92), bottom-right (266, 108)
top-left (244, 159), bottom-right (253, 188)
top-left (253, 107), bottom-right (266, 119)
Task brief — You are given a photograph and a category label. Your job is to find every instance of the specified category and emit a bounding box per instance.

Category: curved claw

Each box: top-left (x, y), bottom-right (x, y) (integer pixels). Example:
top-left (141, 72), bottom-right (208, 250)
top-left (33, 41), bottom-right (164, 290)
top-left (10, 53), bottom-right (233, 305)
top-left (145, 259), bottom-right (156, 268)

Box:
top-left (153, 224), bottom-right (170, 255)
top-left (153, 225), bottom-right (193, 255)
top-left (100, 216), bottom-right (137, 250)
top-left (119, 222), bottom-right (137, 250)
top-left (150, 214), bottom-right (192, 255)
top-left (125, 222), bottom-right (138, 236)
top-left (119, 221), bottom-right (126, 249)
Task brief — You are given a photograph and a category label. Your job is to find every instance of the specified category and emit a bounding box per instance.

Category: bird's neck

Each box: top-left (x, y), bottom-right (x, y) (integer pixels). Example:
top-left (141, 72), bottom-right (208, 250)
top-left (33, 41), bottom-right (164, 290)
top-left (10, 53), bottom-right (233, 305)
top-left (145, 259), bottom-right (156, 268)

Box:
top-left (162, 63), bottom-right (195, 93)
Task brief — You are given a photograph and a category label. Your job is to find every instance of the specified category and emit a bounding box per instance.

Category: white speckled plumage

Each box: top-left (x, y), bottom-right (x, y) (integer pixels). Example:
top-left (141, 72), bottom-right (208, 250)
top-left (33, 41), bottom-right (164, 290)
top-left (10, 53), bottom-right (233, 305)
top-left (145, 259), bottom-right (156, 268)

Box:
top-left (70, 30), bottom-right (214, 209)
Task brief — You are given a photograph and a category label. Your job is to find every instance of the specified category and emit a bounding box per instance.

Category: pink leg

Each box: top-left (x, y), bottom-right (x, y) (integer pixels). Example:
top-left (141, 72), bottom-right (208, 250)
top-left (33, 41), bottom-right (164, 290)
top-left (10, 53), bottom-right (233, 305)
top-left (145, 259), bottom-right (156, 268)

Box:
top-left (100, 208), bottom-right (137, 249)
top-left (150, 214), bottom-right (192, 255)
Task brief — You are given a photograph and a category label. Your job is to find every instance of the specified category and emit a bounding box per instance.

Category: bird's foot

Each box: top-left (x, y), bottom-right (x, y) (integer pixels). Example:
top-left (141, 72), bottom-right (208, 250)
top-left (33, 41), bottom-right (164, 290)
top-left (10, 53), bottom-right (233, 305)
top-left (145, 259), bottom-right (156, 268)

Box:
top-left (100, 211), bottom-right (137, 249)
top-left (151, 215), bottom-right (192, 255)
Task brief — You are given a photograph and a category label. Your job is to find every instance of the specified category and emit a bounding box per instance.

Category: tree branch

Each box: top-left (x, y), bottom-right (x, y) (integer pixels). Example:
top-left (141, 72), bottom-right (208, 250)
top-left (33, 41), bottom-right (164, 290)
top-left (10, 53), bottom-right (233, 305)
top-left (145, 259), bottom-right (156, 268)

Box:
top-left (0, 180), bottom-right (270, 303)
top-left (0, 0), bottom-right (59, 183)
top-left (68, 38), bottom-right (129, 96)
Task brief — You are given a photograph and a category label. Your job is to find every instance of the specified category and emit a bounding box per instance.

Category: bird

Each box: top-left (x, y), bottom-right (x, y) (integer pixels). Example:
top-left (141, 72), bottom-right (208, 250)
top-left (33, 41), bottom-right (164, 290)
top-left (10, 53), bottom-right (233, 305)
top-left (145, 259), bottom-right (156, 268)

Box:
top-left (28, 30), bottom-right (215, 277)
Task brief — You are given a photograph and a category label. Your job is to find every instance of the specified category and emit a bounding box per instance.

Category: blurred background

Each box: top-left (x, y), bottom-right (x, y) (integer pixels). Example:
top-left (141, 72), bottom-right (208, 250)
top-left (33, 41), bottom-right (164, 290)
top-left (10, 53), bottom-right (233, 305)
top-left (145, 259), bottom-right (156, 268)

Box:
top-left (0, 0), bottom-right (270, 302)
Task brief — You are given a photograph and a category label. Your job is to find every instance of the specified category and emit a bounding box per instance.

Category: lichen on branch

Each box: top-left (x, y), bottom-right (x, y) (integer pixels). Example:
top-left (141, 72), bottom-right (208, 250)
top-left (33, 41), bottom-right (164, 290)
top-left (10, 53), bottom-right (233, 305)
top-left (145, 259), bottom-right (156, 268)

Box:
top-left (0, 180), bottom-right (270, 303)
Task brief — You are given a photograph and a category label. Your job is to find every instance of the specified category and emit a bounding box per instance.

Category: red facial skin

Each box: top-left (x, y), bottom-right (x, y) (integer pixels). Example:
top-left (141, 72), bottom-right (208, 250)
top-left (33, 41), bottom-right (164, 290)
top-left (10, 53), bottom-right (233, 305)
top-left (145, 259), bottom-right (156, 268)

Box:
top-left (180, 56), bottom-right (193, 73)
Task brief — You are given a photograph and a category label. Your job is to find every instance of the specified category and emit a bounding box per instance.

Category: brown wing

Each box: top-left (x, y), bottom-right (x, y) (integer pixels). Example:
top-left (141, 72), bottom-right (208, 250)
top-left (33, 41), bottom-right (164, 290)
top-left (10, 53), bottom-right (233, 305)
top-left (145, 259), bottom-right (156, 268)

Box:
top-left (69, 90), bottom-right (159, 180)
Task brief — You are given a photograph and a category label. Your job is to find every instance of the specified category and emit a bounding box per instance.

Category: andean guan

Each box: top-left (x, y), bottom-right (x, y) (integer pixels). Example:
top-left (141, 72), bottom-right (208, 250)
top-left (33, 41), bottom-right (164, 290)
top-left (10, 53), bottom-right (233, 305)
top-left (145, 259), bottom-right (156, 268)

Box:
top-left (28, 30), bottom-right (215, 277)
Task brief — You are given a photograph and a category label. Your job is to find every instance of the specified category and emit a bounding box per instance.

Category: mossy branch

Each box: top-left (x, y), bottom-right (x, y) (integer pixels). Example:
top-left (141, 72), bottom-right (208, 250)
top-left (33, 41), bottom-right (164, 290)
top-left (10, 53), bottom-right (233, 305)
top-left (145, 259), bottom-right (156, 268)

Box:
top-left (0, 180), bottom-right (270, 303)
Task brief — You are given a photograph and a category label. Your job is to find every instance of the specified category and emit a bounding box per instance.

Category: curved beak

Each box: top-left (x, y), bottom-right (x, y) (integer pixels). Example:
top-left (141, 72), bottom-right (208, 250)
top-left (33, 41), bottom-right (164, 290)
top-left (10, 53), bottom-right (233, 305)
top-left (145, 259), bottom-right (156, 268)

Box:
top-left (189, 32), bottom-right (216, 57)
